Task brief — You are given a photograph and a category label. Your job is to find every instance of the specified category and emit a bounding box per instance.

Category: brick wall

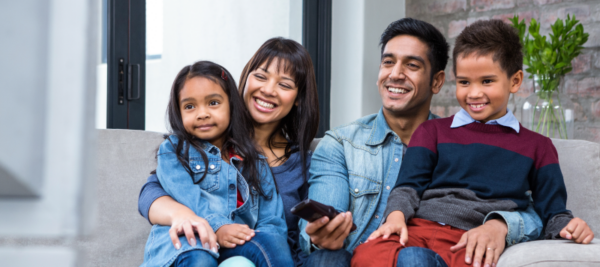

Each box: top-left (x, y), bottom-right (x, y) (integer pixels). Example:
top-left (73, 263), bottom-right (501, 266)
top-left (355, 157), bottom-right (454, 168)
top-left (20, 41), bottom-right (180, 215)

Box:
top-left (407, 0), bottom-right (600, 142)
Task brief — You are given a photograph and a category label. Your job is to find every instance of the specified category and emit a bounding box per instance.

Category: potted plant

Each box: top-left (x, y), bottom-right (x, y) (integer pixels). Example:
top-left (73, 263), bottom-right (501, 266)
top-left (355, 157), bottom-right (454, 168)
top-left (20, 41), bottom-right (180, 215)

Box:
top-left (510, 15), bottom-right (588, 139)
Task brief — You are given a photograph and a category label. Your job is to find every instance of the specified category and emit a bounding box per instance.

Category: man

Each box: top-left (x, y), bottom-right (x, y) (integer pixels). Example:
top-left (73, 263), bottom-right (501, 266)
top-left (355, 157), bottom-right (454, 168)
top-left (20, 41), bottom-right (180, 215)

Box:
top-left (300, 18), bottom-right (542, 267)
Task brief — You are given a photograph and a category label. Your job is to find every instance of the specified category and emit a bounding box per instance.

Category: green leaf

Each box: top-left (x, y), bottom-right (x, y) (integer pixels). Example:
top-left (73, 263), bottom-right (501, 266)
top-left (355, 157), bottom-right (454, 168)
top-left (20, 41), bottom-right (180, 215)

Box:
top-left (555, 62), bottom-right (567, 69)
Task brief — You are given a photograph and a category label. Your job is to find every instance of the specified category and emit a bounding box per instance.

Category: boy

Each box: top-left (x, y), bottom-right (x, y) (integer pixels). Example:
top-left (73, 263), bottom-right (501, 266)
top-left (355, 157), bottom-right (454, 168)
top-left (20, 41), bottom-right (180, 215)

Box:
top-left (351, 20), bottom-right (594, 267)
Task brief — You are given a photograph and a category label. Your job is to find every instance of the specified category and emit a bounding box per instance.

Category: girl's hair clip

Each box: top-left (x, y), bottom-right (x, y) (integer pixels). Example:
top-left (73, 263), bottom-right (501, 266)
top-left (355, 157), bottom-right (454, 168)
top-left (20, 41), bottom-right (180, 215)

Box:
top-left (221, 69), bottom-right (228, 81)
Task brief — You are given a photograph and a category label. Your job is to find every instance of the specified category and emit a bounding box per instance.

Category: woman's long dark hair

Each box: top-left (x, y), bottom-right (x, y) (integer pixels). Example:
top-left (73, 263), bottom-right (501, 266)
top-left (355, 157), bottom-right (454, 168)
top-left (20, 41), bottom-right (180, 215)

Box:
top-left (238, 37), bottom-right (319, 181)
top-left (166, 61), bottom-right (269, 197)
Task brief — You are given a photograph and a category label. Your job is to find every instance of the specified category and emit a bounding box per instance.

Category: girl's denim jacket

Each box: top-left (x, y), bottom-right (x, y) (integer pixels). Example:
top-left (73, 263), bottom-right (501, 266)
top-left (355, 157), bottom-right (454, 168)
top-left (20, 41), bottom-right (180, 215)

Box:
top-left (142, 136), bottom-right (287, 267)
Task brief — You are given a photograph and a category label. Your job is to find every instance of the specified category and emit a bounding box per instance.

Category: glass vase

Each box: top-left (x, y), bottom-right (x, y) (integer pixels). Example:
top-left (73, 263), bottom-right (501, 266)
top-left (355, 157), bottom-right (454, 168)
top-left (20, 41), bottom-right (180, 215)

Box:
top-left (520, 75), bottom-right (574, 139)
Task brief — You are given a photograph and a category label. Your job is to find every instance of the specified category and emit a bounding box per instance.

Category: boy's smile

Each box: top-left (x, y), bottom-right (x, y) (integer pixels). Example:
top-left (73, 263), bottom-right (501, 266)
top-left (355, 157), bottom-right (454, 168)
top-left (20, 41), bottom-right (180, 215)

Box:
top-left (455, 53), bottom-right (522, 123)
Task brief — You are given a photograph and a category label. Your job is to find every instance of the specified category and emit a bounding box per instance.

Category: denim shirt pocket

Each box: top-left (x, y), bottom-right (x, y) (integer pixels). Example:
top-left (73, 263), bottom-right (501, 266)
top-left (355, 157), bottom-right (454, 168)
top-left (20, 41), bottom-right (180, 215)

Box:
top-left (189, 158), bottom-right (221, 192)
top-left (348, 173), bottom-right (381, 232)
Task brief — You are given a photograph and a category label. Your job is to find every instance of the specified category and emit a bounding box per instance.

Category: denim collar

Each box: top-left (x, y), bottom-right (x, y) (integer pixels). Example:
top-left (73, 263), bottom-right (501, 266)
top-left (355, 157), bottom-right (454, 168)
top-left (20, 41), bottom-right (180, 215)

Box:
top-left (366, 108), bottom-right (438, 146)
top-left (451, 108), bottom-right (520, 133)
top-left (188, 139), bottom-right (248, 163)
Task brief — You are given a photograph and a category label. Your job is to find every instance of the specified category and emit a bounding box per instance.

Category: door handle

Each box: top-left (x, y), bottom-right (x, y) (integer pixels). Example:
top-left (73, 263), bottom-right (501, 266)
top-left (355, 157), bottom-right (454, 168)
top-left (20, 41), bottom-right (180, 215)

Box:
top-left (127, 64), bottom-right (141, 100)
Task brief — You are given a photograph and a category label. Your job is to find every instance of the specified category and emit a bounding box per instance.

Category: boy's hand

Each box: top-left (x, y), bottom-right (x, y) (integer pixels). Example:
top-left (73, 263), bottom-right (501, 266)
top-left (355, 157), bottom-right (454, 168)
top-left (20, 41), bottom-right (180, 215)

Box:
top-left (216, 224), bottom-right (255, 248)
top-left (451, 218), bottom-right (507, 267)
top-left (560, 217), bottom-right (594, 244)
top-left (366, 211), bottom-right (408, 245)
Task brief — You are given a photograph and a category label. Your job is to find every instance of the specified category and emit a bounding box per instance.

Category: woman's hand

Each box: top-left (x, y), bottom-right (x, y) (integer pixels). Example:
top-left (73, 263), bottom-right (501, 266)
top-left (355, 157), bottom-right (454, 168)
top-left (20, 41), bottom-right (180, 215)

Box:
top-left (215, 224), bottom-right (256, 248)
top-left (451, 219), bottom-right (507, 267)
top-left (366, 211), bottom-right (408, 245)
top-left (169, 210), bottom-right (218, 253)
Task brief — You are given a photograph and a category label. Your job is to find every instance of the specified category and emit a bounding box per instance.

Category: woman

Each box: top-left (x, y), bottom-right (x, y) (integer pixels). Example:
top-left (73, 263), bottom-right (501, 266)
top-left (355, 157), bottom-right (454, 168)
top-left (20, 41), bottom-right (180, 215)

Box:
top-left (138, 37), bottom-right (319, 267)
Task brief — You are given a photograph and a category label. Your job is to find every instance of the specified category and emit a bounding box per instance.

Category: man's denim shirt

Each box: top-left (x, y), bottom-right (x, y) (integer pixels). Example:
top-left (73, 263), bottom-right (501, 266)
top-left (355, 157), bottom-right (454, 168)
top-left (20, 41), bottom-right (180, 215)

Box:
top-left (299, 109), bottom-right (542, 254)
top-left (142, 135), bottom-right (287, 267)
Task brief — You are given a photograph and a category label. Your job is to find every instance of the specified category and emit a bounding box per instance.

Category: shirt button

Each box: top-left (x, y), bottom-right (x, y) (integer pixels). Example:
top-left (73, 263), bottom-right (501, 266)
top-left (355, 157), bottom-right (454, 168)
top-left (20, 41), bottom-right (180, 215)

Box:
top-left (386, 186), bottom-right (390, 190)
top-left (195, 165), bottom-right (201, 170)
top-left (375, 215), bottom-right (379, 219)
top-left (394, 158), bottom-right (399, 162)
top-left (210, 164), bottom-right (215, 169)
top-left (229, 184), bottom-right (235, 190)
top-left (354, 188), bottom-right (359, 193)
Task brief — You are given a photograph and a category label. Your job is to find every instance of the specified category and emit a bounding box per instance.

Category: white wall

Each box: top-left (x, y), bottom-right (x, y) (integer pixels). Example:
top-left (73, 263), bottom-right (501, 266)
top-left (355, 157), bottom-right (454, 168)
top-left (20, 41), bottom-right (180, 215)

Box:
top-left (330, 0), bottom-right (405, 128)
top-left (0, 0), bottom-right (98, 266)
top-left (96, 0), bottom-right (303, 132)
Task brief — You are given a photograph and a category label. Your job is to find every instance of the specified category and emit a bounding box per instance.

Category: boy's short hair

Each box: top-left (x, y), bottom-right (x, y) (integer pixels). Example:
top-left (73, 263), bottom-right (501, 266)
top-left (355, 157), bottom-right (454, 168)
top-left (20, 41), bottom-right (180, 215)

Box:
top-left (453, 19), bottom-right (522, 77)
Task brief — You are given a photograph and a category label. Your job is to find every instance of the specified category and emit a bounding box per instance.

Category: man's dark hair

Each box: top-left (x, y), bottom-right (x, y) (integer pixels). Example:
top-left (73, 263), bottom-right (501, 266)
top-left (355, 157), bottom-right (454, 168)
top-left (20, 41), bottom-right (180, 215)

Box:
top-left (380, 18), bottom-right (450, 81)
top-left (453, 19), bottom-right (522, 77)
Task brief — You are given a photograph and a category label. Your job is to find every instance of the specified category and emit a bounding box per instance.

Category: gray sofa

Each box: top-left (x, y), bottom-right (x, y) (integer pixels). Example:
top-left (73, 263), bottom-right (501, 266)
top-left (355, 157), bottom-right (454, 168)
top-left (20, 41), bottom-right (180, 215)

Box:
top-left (91, 129), bottom-right (600, 266)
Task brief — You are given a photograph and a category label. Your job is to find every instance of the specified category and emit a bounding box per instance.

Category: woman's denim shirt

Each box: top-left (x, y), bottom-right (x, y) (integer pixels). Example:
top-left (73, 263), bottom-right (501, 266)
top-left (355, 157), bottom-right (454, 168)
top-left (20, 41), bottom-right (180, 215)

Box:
top-left (299, 109), bottom-right (542, 254)
top-left (142, 136), bottom-right (287, 267)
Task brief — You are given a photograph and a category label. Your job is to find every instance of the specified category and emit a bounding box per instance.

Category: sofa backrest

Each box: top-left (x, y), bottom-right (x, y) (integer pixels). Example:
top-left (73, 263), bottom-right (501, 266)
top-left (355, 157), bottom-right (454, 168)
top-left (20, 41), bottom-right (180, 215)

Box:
top-left (550, 138), bottom-right (600, 231)
top-left (84, 129), bottom-right (164, 266)
top-left (90, 130), bottom-right (599, 266)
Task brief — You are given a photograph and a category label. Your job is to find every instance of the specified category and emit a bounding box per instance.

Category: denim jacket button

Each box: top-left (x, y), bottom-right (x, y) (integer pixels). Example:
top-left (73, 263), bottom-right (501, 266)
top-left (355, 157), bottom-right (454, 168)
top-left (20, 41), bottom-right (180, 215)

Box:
top-left (210, 164), bottom-right (215, 169)
top-left (394, 158), bottom-right (399, 162)
top-left (229, 184), bottom-right (235, 190)
top-left (386, 186), bottom-right (390, 190)
top-left (354, 188), bottom-right (359, 193)
top-left (195, 165), bottom-right (201, 170)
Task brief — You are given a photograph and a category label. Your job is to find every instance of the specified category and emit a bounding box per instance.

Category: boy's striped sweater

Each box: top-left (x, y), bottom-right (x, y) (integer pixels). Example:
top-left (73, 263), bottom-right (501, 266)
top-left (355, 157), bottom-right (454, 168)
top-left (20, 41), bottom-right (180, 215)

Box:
top-left (384, 116), bottom-right (573, 239)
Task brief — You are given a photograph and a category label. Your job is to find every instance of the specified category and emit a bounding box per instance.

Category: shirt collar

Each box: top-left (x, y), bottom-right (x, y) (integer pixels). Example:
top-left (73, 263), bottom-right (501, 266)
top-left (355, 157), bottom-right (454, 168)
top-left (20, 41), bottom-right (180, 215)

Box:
top-left (450, 108), bottom-right (520, 133)
top-left (366, 108), bottom-right (439, 146)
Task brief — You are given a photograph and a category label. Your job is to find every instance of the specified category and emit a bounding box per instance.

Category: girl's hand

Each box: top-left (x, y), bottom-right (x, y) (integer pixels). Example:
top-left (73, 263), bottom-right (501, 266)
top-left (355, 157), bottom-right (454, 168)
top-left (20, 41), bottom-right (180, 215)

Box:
top-left (560, 217), bottom-right (595, 244)
top-left (169, 212), bottom-right (218, 253)
top-left (366, 211), bottom-right (408, 245)
top-left (216, 224), bottom-right (256, 248)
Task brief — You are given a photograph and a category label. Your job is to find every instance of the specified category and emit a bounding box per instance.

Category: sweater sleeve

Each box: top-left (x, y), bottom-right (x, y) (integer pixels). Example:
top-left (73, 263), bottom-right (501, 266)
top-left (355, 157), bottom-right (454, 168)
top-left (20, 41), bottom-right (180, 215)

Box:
top-left (530, 137), bottom-right (573, 239)
top-left (383, 123), bottom-right (438, 222)
top-left (137, 173), bottom-right (168, 223)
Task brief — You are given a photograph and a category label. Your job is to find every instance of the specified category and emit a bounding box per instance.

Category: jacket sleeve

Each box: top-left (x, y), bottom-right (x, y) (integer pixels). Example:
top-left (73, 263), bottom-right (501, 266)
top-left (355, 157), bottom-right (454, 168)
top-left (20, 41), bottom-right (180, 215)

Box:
top-left (483, 197), bottom-right (543, 246)
top-left (299, 132), bottom-right (350, 254)
top-left (254, 160), bottom-right (288, 237)
top-left (156, 137), bottom-right (234, 232)
top-left (137, 173), bottom-right (168, 224)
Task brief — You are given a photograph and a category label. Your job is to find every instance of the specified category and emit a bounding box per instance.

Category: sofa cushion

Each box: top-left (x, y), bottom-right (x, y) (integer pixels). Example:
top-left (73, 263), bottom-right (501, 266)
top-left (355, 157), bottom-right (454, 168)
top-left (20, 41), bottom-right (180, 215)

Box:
top-left (498, 238), bottom-right (600, 266)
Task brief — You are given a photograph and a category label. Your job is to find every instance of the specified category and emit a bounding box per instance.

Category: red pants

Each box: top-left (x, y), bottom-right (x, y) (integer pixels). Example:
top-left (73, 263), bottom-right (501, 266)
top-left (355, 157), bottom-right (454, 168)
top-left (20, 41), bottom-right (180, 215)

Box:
top-left (351, 218), bottom-right (470, 267)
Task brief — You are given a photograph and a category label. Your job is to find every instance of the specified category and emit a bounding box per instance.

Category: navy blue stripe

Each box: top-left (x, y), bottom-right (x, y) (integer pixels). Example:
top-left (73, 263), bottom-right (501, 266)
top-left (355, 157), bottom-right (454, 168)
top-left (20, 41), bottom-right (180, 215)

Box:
top-left (531, 163), bottom-right (569, 224)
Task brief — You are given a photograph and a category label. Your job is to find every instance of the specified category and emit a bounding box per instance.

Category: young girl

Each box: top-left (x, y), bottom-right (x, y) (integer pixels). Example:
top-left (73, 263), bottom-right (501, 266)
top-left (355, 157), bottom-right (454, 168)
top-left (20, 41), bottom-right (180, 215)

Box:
top-left (141, 61), bottom-right (293, 267)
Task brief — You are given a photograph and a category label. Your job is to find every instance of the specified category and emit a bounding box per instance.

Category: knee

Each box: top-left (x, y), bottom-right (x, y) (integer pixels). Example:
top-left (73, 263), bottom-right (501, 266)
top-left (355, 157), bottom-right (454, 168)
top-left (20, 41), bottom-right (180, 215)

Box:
top-left (174, 249), bottom-right (217, 267)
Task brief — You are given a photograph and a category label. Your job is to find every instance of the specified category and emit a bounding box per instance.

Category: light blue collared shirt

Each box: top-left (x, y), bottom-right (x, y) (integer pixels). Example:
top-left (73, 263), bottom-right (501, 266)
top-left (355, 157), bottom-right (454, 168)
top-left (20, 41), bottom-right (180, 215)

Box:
top-left (451, 108), bottom-right (520, 133)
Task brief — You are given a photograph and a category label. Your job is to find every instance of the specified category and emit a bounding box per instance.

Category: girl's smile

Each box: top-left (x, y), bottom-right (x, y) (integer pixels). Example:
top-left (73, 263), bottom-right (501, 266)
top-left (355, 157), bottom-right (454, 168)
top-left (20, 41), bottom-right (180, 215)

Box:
top-left (179, 77), bottom-right (230, 148)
